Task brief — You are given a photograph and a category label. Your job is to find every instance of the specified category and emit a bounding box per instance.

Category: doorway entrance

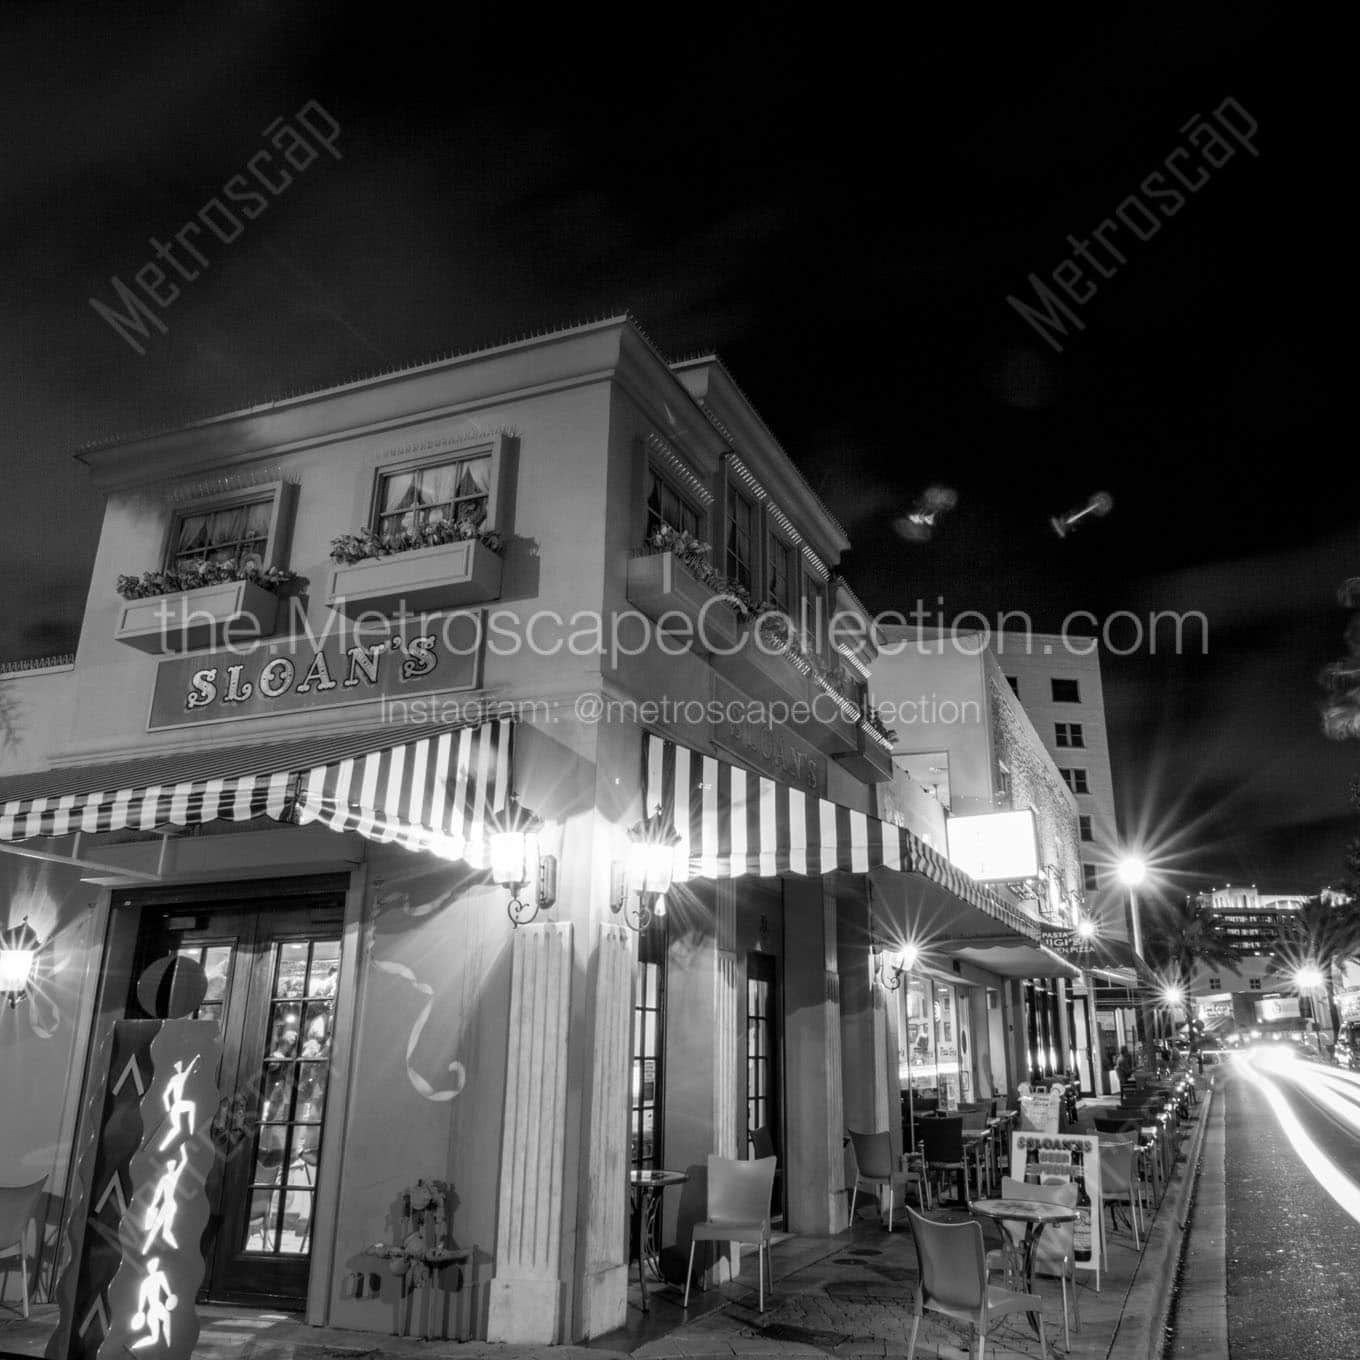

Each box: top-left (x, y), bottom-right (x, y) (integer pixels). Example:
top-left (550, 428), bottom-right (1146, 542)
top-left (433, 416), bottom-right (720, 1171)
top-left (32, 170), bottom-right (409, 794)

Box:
top-left (129, 883), bottom-right (345, 1308)
top-left (745, 951), bottom-right (782, 1222)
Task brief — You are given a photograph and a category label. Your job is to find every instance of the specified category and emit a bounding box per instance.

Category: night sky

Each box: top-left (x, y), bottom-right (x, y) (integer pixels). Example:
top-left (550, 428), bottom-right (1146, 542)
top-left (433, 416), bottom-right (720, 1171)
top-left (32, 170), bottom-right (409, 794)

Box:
top-left (1, 3), bottom-right (1352, 897)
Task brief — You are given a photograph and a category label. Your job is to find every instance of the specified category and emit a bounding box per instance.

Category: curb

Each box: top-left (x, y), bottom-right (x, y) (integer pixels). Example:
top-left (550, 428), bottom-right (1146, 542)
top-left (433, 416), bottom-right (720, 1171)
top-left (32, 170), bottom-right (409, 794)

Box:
top-left (1105, 1081), bottom-right (1215, 1360)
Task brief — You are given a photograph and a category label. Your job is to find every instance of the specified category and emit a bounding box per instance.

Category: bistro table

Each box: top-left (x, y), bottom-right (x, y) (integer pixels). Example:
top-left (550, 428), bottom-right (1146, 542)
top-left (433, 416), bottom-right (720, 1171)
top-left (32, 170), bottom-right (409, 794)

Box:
top-left (971, 1196), bottom-right (1077, 1351)
top-left (628, 1168), bottom-right (689, 1313)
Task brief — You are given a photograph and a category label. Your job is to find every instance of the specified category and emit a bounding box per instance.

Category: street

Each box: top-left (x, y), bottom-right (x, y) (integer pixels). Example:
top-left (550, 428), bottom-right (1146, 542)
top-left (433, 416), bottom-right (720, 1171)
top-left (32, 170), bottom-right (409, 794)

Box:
top-left (1221, 1050), bottom-right (1360, 1358)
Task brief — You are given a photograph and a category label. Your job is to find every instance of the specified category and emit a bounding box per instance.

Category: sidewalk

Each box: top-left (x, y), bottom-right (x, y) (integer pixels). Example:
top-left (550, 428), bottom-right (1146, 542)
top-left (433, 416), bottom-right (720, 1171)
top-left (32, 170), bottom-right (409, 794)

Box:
top-left (0, 1083), bottom-right (1217, 1360)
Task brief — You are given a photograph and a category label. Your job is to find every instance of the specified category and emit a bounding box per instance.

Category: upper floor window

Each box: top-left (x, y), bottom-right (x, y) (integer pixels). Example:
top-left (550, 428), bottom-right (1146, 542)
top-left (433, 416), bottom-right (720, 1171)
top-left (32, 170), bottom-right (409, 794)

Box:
top-left (376, 451), bottom-right (491, 540)
top-left (767, 534), bottom-right (793, 612)
top-left (1051, 678), bottom-right (1081, 703)
top-left (646, 470), bottom-right (702, 541)
top-left (1006, 675), bottom-right (1019, 696)
top-left (1055, 722), bottom-right (1084, 748)
top-left (1248, 978), bottom-right (1262, 991)
top-left (996, 760), bottom-right (1013, 806)
top-left (1208, 976), bottom-right (1221, 990)
top-left (1079, 814), bottom-right (1093, 842)
top-left (1058, 767), bottom-right (1090, 795)
top-left (1082, 863), bottom-right (1099, 891)
top-left (726, 487), bottom-right (755, 591)
top-left (171, 495), bottom-right (273, 570)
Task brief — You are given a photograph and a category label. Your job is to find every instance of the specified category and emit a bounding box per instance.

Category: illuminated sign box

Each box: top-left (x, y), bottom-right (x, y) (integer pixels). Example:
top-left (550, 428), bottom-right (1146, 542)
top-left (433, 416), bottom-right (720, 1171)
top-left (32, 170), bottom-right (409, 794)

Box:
top-left (1256, 996), bottom-right (1301, 1022)
top-left (945, 809), bottom-right (1040, 882)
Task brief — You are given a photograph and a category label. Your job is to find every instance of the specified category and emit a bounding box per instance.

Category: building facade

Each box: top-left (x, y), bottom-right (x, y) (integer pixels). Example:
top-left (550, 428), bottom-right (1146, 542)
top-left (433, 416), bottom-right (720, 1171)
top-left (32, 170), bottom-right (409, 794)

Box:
top-left (0, 317), bottom-right (1064, 1350)
top-left (870, 630), bottom-right (1102, 1092)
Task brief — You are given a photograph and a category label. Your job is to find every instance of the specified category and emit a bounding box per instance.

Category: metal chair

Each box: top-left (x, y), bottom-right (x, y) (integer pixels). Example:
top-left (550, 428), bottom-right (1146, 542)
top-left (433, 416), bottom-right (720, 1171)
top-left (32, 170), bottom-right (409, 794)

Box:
top-left (919, 1116), bottom-right (974, 1206)
top-left (905, 1207), bottom-right (1045, 1360)
top-left (847, 1129), bottom-right (928, 1228)
top-left (985, 1175), bottom-right (1080, 1351)
top-left (0, 1179), bottom-right (47, 1318)
top-left (684, 1155), bottom-right (777, 1312)
top-left (1099, 1137), bottom-right (1144, 1260)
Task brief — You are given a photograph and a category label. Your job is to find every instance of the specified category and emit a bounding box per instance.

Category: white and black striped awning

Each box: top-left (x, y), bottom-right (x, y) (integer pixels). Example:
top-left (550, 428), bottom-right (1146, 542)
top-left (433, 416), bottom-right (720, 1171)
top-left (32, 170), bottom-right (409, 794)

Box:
top-left (643, 733), bottom-right (1037, 940)
top-left (0, 721), bottom-right (511, 865)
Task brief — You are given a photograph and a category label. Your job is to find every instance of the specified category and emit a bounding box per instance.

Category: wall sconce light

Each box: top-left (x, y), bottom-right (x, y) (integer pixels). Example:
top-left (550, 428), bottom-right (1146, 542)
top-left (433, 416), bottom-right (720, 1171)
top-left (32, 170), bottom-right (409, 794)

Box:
top-left (487, 798), bottom-right (558, 927)
top-left (1, 917), bottom-right (42, 1008)
top-left (873, 940), bottom-right (918, 991)
top-left (613, 809), bottom-right (681, 933)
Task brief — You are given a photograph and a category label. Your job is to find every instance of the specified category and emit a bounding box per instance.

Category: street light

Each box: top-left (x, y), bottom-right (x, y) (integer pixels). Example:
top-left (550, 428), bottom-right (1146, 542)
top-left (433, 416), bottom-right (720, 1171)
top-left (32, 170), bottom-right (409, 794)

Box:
top-left (1293, 963), bottom-right (1327, 1054)
top-left (1116, 857), bottom-right (1147, 888)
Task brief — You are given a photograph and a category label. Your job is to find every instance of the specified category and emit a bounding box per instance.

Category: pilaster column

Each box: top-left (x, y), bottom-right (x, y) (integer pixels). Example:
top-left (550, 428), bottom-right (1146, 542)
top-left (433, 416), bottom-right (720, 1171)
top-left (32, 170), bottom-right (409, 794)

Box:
top-left (783, 878), bottom-right (846, 1233)
top-left (574, 922), bottom-right (635, 1338)
top-left (487, 920), bottom-right (573, 1343)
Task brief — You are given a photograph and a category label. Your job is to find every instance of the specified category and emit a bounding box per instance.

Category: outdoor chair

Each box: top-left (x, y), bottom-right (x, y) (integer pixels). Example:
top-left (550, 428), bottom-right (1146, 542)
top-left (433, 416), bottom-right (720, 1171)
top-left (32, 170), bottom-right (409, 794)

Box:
top-left (847, 1128), bottom-right (928, 1228)
top-left (748, 1124), bottom-right (776, 1162)
top-left (959, 1108), bottom-right (994, 1196)
top-left (0, 1179), bottom-right (47, 1318)
top-left (985, 1175), bottom-right (1080, 1351)
top-left (684, 1154), bottom-right (777, 1312)
top-left (919, 1115), bottom-right (976, 1207)
top-left (1093, 1114), bottom-right (1139, 1136)
top-left (1099, 1138), bottom-right (1144, 1259)
top-left (904, 1207), bottom-right (1046, 1360)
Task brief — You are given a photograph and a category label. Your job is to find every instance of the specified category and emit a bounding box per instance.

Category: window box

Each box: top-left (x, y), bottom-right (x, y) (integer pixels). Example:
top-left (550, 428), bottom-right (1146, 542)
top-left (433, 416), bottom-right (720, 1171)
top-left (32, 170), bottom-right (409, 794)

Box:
top-left (625, 551), bottom-right (741, 653)
top-left (833, 720), bottom-right (895, 783)
top-left (800, 676), bottom-right (861, 757)
top-left (326, 538), bottom-right (503, 619)
top-left (712, 633), bottom-right (810, 710)
top-left (114, 579), bottom-right (280, 655)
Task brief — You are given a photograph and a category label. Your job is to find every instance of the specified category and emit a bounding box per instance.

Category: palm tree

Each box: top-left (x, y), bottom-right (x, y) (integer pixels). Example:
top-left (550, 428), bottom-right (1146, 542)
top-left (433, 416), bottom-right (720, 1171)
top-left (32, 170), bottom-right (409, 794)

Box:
top-left (1140, 897), bottom-right (1243, 1068)
top-left (1270, 896), bottom-right (1360, 1043)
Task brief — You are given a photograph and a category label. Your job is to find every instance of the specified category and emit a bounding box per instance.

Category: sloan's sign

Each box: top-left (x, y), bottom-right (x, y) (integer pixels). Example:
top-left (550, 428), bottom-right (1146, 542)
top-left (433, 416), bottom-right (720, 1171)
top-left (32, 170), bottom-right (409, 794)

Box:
top-left (149, 618), bottom-right (482, 730)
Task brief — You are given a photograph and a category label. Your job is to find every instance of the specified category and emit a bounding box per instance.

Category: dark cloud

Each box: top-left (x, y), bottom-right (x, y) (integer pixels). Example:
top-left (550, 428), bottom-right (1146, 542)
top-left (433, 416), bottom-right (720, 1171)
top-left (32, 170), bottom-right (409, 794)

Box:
top-left (0, 0), bottom-right (1352, 884)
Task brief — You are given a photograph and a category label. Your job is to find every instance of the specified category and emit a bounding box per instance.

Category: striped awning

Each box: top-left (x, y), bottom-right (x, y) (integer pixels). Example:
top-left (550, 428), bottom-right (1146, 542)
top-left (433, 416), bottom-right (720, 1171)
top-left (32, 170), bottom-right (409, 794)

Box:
top-left (643, 734), bottom-right (1036, 940)
top-left (0, 721), bottom-right (511, 865)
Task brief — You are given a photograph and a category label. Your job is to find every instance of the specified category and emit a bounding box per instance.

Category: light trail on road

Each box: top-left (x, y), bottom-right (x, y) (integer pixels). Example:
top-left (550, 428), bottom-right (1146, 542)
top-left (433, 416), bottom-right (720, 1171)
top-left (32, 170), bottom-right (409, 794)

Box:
top-left (1236, 1049), bottom-right (1360, 1225)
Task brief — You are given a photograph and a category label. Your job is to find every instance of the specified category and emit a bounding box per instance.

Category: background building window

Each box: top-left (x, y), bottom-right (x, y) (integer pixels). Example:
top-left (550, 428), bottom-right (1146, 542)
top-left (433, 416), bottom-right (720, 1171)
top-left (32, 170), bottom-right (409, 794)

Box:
top-left (377, 452), bottom-right (491, 539)
top-left (1079, 814), bottom-right (1093, 842)
top-left (1082, 863), bottom-right (1099, 891)
top-left (1208, 976), bottom-right (1222, 990)
top-left (645, 470), bottom-right (701, 540)
top-left (1051, 678), bottom-right (1081, 703)
top-left (1071, 768), bottom-right (1089, 794)
top-left (171, 495), bottom-right (273, 569)
top-left (1006, 675), bottom-right (1019, 696)
top-left (726, 487), bottom-right (755, 589)
top-left (1055, 722), bottom-right (1085, 748)
top-left (1249, 978), bottom-right (1262, 991)
top-left (767, 534), bottom-right (792, 611)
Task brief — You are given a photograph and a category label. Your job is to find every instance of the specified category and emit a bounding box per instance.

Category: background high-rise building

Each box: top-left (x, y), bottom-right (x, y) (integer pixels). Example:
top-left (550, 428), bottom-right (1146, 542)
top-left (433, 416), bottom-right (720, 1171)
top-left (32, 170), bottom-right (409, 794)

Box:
top-left (988, 634), bottom-right (1127, 943)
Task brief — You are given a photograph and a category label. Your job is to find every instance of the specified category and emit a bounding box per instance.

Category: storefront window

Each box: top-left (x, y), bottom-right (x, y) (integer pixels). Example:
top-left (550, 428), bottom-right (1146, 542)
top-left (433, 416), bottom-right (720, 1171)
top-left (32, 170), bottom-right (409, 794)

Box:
top-left (901, 976), bottom-right (936, 1092)
top-left (934, 985), bottom-right (960, 1107)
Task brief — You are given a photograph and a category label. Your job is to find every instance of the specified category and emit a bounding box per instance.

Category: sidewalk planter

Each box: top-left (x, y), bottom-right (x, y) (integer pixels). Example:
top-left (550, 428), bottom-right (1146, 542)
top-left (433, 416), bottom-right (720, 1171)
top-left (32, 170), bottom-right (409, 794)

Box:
top-left (833, 721), bottom-right (896, 782)
top-left (327, 539), bottom-right (503, 619)
top-left (114, 580), bottom-right (280, 654)
top-left (625, 551), bottom-right (740, 653)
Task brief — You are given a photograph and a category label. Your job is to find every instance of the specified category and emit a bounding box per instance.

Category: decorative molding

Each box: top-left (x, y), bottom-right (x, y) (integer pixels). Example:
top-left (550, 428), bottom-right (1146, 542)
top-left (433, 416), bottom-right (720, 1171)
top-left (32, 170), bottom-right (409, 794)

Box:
top-left (378, 425), bottom-right (517, 464)
top-left (0, 654), bottom-right (75, 676)
top-left (801, 545), bottom-right (830, 582)
top-left (646, 432), bottom-right (714, 507)
top-left (766, 502), bottom-right (804, 551)
top-left (723, 451), bottom-right (767, 504)
top-left (159, 465), bottom-right (299, 505)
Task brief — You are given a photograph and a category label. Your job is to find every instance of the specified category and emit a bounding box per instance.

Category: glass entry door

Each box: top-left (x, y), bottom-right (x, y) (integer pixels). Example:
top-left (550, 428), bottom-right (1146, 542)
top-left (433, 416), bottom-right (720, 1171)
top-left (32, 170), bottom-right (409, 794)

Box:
top-left (131, 891), bottom-right (344, 1308)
